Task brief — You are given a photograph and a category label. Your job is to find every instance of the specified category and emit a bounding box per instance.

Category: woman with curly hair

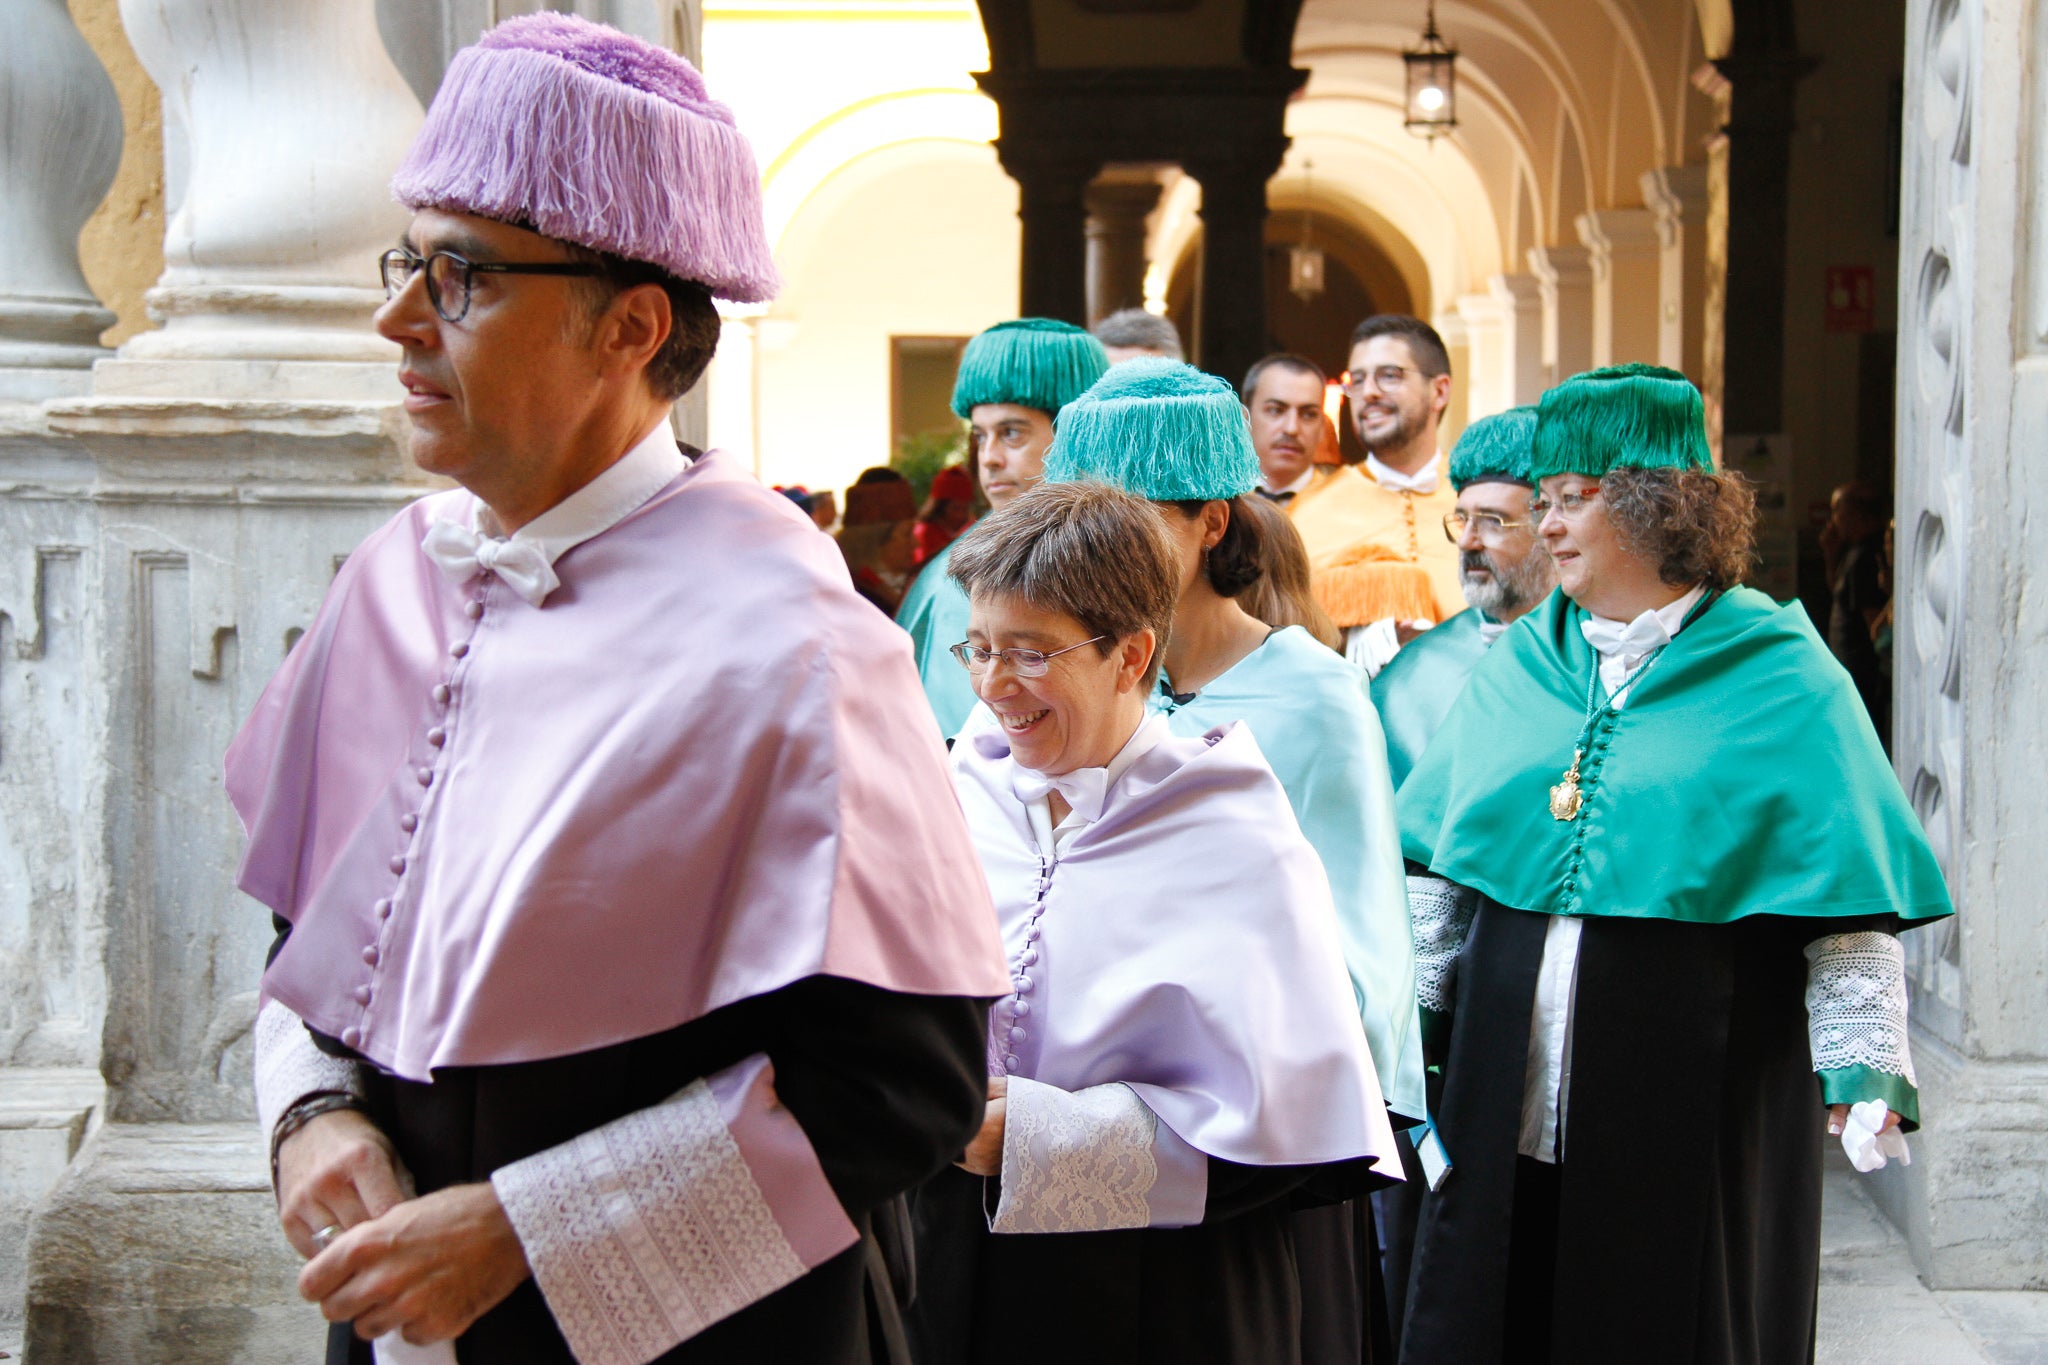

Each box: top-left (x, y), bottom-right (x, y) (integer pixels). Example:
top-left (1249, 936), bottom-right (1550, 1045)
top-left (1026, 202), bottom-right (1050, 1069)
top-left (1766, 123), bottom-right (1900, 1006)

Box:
top-left (1396, 365), bottom-right (1954, 1365)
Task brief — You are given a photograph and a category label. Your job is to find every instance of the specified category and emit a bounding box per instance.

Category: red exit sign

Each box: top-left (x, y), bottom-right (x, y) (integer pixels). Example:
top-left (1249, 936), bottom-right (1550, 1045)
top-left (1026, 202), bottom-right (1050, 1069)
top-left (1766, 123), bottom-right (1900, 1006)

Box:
top-left (1826, 266), bottom-right (1876, 333)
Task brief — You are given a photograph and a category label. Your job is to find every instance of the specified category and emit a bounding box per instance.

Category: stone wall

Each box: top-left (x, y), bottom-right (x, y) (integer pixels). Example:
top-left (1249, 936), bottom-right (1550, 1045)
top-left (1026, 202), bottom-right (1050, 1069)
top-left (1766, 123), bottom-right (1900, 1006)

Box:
top-left (1878, 0), bottom-right (2048, 1291)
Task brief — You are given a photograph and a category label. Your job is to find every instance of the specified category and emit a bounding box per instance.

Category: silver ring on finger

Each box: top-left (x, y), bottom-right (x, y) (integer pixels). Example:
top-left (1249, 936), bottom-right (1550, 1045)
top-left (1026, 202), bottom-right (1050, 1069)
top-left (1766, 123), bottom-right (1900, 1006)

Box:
top-left (311, 1222), bottom-right (344, 1252)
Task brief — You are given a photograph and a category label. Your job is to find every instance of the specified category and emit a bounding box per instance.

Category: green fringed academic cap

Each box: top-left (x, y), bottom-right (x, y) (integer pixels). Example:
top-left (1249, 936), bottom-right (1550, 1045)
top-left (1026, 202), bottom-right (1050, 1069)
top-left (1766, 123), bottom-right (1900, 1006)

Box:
top-left (1449, 405), bottom-right (1539, 491)
top-left (1530, 363), bottom-right (1712, 479)
top-left (1042, 358), bottom-right (1261, 501)
top-left (949, 318), bottom-right (1110, 420)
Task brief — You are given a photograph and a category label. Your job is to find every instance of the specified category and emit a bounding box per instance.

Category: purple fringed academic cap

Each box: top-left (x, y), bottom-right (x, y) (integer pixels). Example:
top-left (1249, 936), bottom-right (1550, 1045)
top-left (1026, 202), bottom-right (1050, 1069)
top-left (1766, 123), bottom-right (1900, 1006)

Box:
top-left (391, 13), bottom-right (779, 303)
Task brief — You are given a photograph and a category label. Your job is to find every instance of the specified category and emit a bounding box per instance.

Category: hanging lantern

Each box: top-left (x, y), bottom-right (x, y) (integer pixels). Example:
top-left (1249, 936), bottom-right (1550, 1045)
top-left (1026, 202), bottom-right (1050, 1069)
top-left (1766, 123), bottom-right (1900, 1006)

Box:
top-left (1403, 1), bottom-right (1458, 141)
top-left (1290, 158), bottom-right (1325, 303)
top-left (1289, 243), bottom-right (1326, 303)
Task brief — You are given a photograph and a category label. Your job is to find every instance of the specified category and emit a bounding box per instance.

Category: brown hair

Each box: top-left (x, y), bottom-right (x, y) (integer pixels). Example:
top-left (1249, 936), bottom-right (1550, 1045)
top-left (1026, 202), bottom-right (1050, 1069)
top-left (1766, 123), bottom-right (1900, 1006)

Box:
top-left (562, 242), bottom-right (722, 402)
top-left (1601, 466), bottom-right (1757, 591)
top-left (1231, 496), bottom-right (1342, 650)
top-left (948, 482), bottom-right (1180, 687)
top-left (1350, 314), bottom-right (1451, 379)
top-left (1165, 496), bottom-right (1267, 597)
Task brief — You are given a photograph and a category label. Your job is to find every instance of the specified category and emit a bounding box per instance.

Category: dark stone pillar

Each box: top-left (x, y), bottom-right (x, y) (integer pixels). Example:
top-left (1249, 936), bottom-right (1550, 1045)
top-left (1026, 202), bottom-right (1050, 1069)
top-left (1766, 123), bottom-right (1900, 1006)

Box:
top-left (1009, 159), bottom-right (1094, 324)
top-left (1188, 158), bottom-right (1281, 387)
top-left (1084, 179), bottom-right (1163, 325)
top-left (1714, 23), bottom-right (1816, 434)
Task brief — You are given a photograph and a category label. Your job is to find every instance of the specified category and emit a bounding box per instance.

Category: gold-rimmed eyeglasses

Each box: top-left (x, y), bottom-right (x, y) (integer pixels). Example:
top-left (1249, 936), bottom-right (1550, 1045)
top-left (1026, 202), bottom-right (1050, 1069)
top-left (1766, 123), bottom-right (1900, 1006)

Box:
top-left (1443, 509), bottom-right (1537, 541)
top-left (1527, 488), bottom-right (1602, 520)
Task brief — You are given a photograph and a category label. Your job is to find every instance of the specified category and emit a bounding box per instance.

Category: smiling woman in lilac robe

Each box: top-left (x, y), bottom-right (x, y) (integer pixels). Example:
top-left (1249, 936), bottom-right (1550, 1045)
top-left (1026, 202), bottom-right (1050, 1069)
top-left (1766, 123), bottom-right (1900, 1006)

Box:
top-left (906, 480), bottom-right (1399, 1365)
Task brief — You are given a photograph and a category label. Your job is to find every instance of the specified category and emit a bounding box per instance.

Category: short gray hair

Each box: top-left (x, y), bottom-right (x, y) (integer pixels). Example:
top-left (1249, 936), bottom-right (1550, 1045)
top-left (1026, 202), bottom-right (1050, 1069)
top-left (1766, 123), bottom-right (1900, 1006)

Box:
top-left (1092, 308), bottom-right (1184, 361)
top-left (948, 482), bottom-right (1179, 687)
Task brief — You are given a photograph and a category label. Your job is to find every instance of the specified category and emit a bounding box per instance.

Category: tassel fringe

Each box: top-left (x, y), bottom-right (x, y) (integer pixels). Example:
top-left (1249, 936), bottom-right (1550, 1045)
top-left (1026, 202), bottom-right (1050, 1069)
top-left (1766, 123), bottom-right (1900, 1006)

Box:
top-left (1043, 358), bottom-right (1261, 501)
top-left (1531, 364), bottom-right (1710, 479)
top-left (393, 44), bottom-right (779, 303)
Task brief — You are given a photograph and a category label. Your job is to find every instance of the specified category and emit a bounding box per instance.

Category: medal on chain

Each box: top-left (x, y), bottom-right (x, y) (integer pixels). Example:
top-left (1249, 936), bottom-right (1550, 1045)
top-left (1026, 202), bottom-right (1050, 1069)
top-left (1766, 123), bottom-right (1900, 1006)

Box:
top-left (1550, 643), bottom-right (1667, 822)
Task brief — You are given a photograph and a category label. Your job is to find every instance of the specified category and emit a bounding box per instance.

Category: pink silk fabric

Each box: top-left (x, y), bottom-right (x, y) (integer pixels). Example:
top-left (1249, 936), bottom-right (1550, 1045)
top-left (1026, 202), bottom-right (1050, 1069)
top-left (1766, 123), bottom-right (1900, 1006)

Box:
top-left (229, 451), bottom-right (1010, 1082)
top-left (953, 722), bottom-right (1400, 1172)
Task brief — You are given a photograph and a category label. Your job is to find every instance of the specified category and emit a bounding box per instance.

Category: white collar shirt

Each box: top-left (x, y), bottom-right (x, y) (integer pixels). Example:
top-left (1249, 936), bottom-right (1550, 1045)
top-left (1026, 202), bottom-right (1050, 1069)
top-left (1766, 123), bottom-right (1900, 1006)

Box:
top-left (1364, 451), bottom-right (1443, 495)
top-left (471, 420), bottom-right (690, 563)
top-left (1023, 714), bottom-right (1171, 857)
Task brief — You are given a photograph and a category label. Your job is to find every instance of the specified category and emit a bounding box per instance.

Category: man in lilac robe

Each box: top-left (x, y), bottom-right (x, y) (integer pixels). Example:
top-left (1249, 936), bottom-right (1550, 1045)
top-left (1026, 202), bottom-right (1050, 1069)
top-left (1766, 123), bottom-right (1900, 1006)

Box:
top-left (233, 16), bottom-right (1010, 1363)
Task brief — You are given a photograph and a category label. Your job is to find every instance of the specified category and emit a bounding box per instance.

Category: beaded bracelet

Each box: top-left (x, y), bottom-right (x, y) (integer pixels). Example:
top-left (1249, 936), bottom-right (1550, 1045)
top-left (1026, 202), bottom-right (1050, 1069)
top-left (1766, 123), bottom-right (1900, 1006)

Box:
top-left (269, 1090), bottom-right (367, 1190)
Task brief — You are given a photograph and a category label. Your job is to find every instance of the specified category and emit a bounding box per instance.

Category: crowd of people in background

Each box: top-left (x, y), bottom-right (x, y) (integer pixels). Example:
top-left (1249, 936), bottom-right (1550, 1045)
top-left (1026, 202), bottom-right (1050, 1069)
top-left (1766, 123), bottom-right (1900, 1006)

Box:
top-left (244, 17), bottom-right (1948, 1363)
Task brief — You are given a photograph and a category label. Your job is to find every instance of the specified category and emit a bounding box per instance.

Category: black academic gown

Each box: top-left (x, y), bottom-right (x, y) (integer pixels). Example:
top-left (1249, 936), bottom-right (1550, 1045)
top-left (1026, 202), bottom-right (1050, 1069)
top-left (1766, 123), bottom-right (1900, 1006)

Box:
top-left (278, 914), bottom-right (990, 1365)
top-left (1398, 901), bottom-right (1870, 1365)
top-left (906, 1153), bottom-right (1389, 1365)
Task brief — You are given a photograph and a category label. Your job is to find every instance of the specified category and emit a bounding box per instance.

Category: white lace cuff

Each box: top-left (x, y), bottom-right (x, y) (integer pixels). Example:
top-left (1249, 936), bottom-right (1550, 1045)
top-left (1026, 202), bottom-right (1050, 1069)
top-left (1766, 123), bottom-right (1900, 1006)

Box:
top-left (253, 998), bottom-right (366, 1147)
top-left (991, 1076), bottom-right (1206, 1234)
top-left (1805, 932), bottom-right (1917, 1084)
top-left (1409, 875), bottom-right (1478, 1014)
top-left (493, 1053), bottom-right (858, 1365)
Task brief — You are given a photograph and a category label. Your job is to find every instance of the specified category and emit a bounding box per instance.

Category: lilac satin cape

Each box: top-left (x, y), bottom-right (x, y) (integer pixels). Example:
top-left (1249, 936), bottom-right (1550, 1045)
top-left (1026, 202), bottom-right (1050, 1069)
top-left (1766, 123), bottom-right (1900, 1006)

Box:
top-left (952, 723), bottom-right (1399, 1172)
top-left (229, 451), bottom-right (1010, 1081)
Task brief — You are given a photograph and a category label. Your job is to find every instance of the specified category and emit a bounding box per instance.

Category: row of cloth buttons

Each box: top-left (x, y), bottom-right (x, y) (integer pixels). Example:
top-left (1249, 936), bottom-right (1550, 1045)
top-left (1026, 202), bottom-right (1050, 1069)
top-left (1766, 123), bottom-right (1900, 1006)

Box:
top-left (338, 585), bottom-right (487, 1049)
top-left (997, 857), bottom-right (1053, 1073)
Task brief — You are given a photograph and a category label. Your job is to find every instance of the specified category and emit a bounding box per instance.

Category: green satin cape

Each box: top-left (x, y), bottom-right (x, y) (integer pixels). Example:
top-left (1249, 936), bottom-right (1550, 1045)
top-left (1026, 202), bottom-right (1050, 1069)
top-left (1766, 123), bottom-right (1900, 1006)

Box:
top-left (1399, 587), bottom-right (1954, 926)
top-left (1371, 607), bottom-right (1492, 790)
top-left (895, 542), bottom-right (980, 738)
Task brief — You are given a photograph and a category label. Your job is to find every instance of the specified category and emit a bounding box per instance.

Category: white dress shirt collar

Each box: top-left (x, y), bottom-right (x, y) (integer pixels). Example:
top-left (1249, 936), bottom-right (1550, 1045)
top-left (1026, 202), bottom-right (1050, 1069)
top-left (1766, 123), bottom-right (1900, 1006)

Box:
top-left (1581, 584), bottom-right (1706, 707)
top-left (472, 419), bottom-right (690, 566)
top-left (1260, 464), bottom-right (1318, 498)
top-left (1024, 713), bottom-right (1172, 856)
top-left (1364, 451), bottom-right (1443, 495)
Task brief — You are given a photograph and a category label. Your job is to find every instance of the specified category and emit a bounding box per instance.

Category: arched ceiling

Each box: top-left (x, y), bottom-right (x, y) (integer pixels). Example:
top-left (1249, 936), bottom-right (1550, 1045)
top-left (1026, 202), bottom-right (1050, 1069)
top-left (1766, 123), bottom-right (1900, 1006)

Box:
top-left (1291, 0), bottom-right (1717, 298)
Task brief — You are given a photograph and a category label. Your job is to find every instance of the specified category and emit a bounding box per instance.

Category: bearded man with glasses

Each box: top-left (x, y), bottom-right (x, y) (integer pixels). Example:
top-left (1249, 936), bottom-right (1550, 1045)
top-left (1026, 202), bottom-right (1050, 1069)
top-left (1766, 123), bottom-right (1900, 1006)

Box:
top-left (229, 15), bottom-right (1008, 1363)
top-left (1290, 316), bottom-right (1467, 677)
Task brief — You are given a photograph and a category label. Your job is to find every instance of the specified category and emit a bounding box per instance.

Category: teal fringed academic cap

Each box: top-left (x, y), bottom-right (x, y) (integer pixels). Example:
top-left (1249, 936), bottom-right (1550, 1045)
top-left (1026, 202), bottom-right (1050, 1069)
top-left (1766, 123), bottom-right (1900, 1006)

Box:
top-left (1530, 363), bottom-right (1712, 479)
top-left (950, 318), bottom-right (1111, 420)
top-left (1449, 406), bottom-right (1539, 491)
top-left (1042, 357), bottom-right (1261, 501)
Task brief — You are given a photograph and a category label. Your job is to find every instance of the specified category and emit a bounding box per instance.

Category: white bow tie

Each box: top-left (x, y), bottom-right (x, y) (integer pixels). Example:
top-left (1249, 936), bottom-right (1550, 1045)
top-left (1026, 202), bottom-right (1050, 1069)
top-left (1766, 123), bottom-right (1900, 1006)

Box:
top-left (1579, 612), bottom-right (1672, 669)
top-left (421, 519), bottom-right (561, 607)
top-left (1010, 766), bottom-right (1111, 824)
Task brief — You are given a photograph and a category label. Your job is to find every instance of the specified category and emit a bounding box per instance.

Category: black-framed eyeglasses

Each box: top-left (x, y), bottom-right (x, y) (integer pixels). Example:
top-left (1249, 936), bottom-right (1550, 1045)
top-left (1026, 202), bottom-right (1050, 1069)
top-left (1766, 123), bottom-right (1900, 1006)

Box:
top-left (1339, 365), bottom-right (1419, 397)
top-left (949, 637), bottom-right (1107, 678)
top-left (379, 248), bottom-right (607, 323)
top-left (1443, 509), bottom-right (1536, 541)
top-left (1528, 488), bottom-right (1601, 520)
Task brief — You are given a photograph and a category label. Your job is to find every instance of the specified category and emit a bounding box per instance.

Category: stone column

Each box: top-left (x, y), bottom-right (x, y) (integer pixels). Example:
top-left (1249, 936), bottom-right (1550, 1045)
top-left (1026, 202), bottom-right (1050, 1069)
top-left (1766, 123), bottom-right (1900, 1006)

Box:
top-left (1641, 164), bottom-right (1713, 382)
top-left (1084, 178), bottom-right (1163, 325)
top-left (1489, 271), bottom-right (1545, 404)
top-left (0, 0), bottom-right (123, 401)
top-left (1527, 245), bottom-right (1594, 387)
top-left (1188, 155), bottom-right (1283, 389)
top-left (1713, 25), bottom-right (1814, 435)
top-left (1007, 158), bottom-right (1095, 325)
top-left (1576, 208), bottom-right (1662, 368)
top-left (96, 0), bottom-right (424, 400)
top-left (1453, 291), bottom-right (1508, 418)
top-left (1873, 0), bottom-right (2048, 1291)
top-left (706, 308), bottom-right (763, 476)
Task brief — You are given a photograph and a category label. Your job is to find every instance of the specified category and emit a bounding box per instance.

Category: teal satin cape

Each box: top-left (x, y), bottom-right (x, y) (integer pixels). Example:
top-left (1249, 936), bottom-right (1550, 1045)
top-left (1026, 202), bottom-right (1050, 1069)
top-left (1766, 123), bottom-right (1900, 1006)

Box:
top-left (1371, 608), bottom-right (1492, 790)
top-left (1155, 625), bottom-right (1427, 1121)
top-left (895, 541), bottom-right (980, 737)
top-left (1400, 587), bottom-right (1954, 928)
